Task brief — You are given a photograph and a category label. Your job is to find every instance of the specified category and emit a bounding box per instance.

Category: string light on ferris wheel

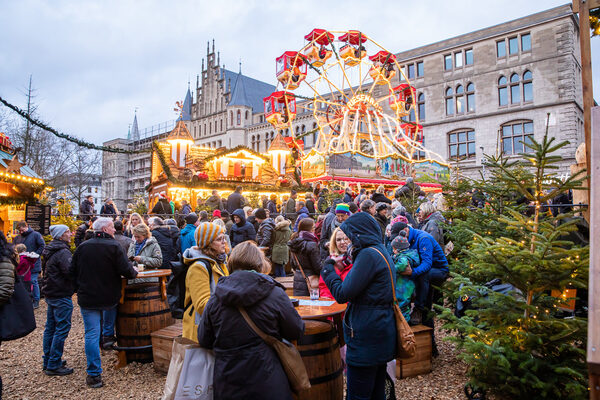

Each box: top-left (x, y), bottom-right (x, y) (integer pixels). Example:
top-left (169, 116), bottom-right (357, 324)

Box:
top-left (262, 29), bottom-right (449, 167)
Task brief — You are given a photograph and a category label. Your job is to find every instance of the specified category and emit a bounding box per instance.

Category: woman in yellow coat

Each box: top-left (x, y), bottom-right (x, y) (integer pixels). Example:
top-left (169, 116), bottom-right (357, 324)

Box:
top-left (182, 222), bottom-right (229, 342)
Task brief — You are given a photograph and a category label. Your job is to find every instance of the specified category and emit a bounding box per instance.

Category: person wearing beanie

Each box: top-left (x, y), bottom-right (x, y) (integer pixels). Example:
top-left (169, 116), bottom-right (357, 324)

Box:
top-left (390, 230), bottom-right (420, 322)
top-left (374, 202), bottom-right (390, 242)
top-left (255, 208), bottom-right (275, 256)
top-left (180, 212), bottom-right (200, 254)
top-left (182, 222), bottom-right (229, 342)
top-left (212, 209), bottom-right (222, 220)
top-left (41, 225), bottom-right (75, 376)
top-left (284, 190), bottom-right (297, 220)
top-left (221, 210), bottom-right (234, 235)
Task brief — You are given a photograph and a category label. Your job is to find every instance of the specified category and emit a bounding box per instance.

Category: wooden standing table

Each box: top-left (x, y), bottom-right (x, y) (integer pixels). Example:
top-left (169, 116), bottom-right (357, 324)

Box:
top-left (290, 296), bottom-right (347, 346)
top-left (119, 268), bottom-right (172, 304)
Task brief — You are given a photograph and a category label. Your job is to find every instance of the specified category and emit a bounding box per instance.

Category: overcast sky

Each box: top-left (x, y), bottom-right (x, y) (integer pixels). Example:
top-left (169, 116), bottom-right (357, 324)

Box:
top-left (0, 0), bottom-right (598, 144)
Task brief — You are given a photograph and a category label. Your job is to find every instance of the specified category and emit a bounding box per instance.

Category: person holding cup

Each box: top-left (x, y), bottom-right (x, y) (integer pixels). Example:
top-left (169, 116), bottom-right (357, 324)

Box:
top-left (126, 224), bottom-right (162, 269)
top-left (319, 227), bottom-right (352, 300)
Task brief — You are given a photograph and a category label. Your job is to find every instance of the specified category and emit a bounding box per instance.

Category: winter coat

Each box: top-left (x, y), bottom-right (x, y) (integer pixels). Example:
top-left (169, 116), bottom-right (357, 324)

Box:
top-left (256, 218), bottom-right (275, 249)
top-left (127, 236), bottom-right (162, 268)
top-left (247, 215), bottom-right (260, 233)
top-left (267, 200), bottom-right (278, 216)
top-left (70, 231), bottom-right (138, 309)
top-left (0, 258), bottom-right (15, 306)
top-left (374, 213), bottom-right (388, 242)
top-left (371, 192), bottom-right (392, 205)
top-left (182, 247), bottom-right (229, 342)
top-left (408, 227), bottom-right (449, 277)
top-left (271, 220), bottom-right (291, 265)
top-left (319, 254), bottom-right (352, 300)
top-left (396, 182), bottom-right (426, 201)
top-left (100, 203), bottom-right (117, 216)
top-left (16, 254), bottom-right (35, 284)
top-left (114, 232), bottom-right (132, 254)
top-left (151, 198), bottom-right (171, 216)
top-left (284, 197), bottom-right (296, 217)
top-left (321, 212), bottom-right (396, 367)
top-left (293, 206), bottom-right (310, 232)
top-left (343, 193), bottom-right (353, 203)
top-left (79, 199), bottom-right (95, 220)
top-left (230, 209), bottom-right (256, 248)
top-left (288, 231), bottom-right (321, 296)
top-left (151, 226), bottom-right (178, 269)
top-left (181, 203), bottom-right (192, 215)
top-left (319, 210), bottom-right (338, 261)
top-left (13, 228), bottom-right (45, 273)
top-left (41, 239), bottom-right (75, 299)
top-left (225, 192), bottom-right (245, 214)
top-left (392, 249), bottom-right (419, 321)
top-left (205, 195), bottom-right (223, 211)
top-left (419, 211), bottom-right (445, 247)
top-left (306, 199), bottom-right (316, 215)
top-left (180, 224), bottom-right (197, 254)
top-left (198, 271), bottom-right (304, 400)
top-left (74, 223), bottom-right (88, 247)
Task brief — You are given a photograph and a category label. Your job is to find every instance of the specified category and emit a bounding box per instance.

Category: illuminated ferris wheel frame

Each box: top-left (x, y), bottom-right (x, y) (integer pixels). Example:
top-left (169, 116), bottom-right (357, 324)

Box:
top-left (263, 29), bottom-right (448, 167)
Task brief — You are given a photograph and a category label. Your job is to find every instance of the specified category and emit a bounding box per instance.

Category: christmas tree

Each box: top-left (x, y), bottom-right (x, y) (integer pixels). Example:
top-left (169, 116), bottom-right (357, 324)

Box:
top-left (439, 126), bottom-right (589, 398)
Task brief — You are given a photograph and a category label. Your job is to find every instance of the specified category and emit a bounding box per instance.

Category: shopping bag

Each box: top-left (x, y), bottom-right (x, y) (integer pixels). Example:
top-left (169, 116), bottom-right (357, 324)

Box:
top-left (162, 337), bottom-right (215, 400)
top-left (0, 275), bottom-right (36, 341)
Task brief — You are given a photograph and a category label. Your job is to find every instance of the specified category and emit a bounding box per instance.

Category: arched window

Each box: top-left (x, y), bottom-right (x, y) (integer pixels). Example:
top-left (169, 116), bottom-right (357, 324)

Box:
top-left (218, 140), bottom-right (222, 147)
top-left (256, 134), bottom-right (261, 152)
top-left (523, 70), bottom-right (533, 102)
top-left (229, 111), bottom-right (233, 125)
top-left (466, 83), bottom-right (475, 112)
top-left (301, 125), bottom-right (306, 133)
top-left (445, 87), bottom-right (454, 116)
top-left (510, 73), bottom-right (520, 104)
top-left (220, 119), bottom-right (223, 131)
top-left (251, 135), bottom-right (256, 150)
top-left (417, 93), bottom-right (425, 120)
top-left (245, 110), bottom-right (249, 120)
top-left (501, 120), bottom-right (534, 154)
top-left (498, 76), bottom-right (508, 106)
top-left (209, 122), bottom-right (212, 134)
top-left (296, 126), bottom-right (300, 134)
top-left (237, 110), bottom-right (241, 125)
top-left (455, 85), bottom-right (465, 114)
top-left (448, 129), bottom-right (476, 160)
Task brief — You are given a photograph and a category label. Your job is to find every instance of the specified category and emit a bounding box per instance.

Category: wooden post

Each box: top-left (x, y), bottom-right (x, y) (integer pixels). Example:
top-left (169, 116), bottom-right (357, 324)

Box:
top-left (590, 106), bottom-right (600, 400)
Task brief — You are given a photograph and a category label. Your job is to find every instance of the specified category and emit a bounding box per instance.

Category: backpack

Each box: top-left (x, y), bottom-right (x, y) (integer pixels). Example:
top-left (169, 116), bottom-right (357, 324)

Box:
top-left (314, 218), bottom-right (324, 241)
top-left (166, 257), bottom-right (212, 319)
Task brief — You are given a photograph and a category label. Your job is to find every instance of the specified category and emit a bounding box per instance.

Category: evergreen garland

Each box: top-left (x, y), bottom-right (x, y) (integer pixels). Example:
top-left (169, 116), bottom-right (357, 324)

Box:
top-left (0, 95), bottom-right (149, 154)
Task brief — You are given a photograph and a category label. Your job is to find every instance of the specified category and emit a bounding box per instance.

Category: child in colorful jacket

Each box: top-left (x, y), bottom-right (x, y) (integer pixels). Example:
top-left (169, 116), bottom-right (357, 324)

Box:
top-left (15, 243), bottom-right (38, 293)
top-left (390, 232), bottom-right (420, 322)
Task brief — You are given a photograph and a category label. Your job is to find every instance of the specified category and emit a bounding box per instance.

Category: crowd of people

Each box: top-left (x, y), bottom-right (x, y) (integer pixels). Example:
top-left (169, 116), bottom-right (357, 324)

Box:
top-left (0, 180), bottom-right (449, 399)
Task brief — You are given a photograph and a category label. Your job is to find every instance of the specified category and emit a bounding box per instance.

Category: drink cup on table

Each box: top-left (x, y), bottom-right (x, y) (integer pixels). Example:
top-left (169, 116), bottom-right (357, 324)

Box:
top-left (310, 288), bottom-right (319, 300)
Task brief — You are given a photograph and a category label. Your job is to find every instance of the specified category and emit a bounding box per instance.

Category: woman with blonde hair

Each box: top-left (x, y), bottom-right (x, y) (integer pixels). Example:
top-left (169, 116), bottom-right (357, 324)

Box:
top-left (182, 222), bottom-right (229, 342)
top-left (198, 241), bottom-right (304, 400)
top-left (319, 227), bottom-right (352, 300)
top-left (125, 212), bottom-right (146, 238)
top-left (127, 224), bottom-right (162, 268)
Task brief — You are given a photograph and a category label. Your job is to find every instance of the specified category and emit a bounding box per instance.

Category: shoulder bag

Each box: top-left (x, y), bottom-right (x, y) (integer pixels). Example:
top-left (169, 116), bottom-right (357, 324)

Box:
top-left (238, 306), bottom-right (311, 393)
top-left (291, 252), bottom-right (319, 292)
top-left (0, 274), bottom-right (36, 341)
top-left (369, 247), bottom-right (416, 359)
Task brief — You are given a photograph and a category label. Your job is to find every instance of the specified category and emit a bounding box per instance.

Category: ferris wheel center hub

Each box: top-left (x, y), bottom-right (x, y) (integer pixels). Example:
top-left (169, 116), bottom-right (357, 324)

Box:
top-left (346, 93), bottom-right (382, 114)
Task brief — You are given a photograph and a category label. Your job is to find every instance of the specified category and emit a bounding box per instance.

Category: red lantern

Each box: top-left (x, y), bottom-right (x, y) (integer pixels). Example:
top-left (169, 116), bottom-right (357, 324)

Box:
top-left (263, 91), bottom-right (297, 129)
top-left (338, 31), bottom-right (367, 66)
top-left (303, 29), bottom-right (334, 67)
top-left (276, 51), bottom-right (307, 90)
top-left (389, 84), bottom-right (415, 117)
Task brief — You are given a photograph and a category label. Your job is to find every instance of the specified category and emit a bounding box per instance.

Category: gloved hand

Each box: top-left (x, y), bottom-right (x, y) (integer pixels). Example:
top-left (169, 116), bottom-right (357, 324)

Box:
top-left (321, 258), bottom-right (336, 277)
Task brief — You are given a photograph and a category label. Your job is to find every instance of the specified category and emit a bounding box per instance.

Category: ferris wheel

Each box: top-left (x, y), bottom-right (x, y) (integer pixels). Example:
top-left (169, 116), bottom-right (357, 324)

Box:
top-left (263, 29), bottom-right (446, 166)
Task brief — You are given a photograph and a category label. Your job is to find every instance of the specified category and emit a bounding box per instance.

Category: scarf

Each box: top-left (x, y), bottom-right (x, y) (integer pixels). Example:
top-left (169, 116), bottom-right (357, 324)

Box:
top-left (134, 239), bottom-right (147, 256)
top-left (299, 230), bottom-right (318, 243)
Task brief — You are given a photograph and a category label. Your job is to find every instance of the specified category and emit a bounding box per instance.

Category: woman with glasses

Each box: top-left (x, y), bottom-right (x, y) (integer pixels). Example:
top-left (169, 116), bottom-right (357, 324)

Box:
top-left (182, 222), bottom-right (229, 343)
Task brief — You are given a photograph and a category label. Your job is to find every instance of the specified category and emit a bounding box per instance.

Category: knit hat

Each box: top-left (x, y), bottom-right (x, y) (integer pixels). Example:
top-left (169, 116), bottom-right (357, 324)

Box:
top-left (375, 202), bottom-right (389, 212)
top-left (390, 221), bottom-right (408, 237)
top-left (335, 203), bottom-right (351, 215)
top-left (391, 215), bottom-right (409, 226)
top-left (194, 222), bottom-right (226, 249)
top-left (49, 224), bottom-right (69, 240)
top-left (254, 208), bottom-right (267, 220)
top-left (212, 209), bottom-right (222, 218)
top-left (391, 231), bottom-right (410, 250)
top-left (184, 212), bottom-right (199, 225)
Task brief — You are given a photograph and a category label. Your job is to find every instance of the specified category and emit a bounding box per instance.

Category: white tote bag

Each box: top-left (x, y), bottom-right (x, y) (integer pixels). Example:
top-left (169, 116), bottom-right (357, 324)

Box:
top-left (162, 337), bottom-right (215, 400)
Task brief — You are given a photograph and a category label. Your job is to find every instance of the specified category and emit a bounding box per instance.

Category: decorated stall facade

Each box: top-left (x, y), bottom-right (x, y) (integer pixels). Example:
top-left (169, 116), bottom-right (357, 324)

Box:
top-left (0, 132), bottom-right (46, 235)
top-left (148, 121), bottom-right (297, 209)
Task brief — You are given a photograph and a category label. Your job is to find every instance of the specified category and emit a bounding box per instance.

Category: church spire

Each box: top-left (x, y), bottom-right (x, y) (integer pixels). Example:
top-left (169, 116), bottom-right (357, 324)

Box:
top-left (131, 111), bottom-right (140, 141)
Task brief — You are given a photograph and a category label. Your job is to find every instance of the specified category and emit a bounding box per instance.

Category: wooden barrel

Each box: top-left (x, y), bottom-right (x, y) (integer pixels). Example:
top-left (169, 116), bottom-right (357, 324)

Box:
top-left (116, 283), bottom-right (174, 363)
top-left (295, 320), bottom-right (343, 400)
top-left (275, 276), bottom-right (294, 296)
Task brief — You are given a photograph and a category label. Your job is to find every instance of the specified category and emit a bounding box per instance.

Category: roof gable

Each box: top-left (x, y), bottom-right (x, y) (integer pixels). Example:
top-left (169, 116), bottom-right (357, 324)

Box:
top-left (225, 69), bottom-right (275, 113)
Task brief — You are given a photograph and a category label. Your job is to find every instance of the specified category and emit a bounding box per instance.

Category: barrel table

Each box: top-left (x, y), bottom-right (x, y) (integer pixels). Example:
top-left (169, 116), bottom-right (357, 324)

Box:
top-left (291, 296), bottom-right (347, 400)
top-left (115, 269), bottom-right (173, 368)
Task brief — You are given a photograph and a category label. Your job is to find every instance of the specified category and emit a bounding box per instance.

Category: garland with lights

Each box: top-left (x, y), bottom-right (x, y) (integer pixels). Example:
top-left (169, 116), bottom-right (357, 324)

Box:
top-left (0, 196), bottom-right (34, 206)
top-left (0, 174), bottom-right (46, 192)
top-left (0, 96), bottom-right (150, 154)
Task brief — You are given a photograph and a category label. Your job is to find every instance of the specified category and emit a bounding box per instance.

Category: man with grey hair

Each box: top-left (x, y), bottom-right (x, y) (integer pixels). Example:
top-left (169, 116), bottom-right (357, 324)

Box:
top-left (70, 217), bottom-right (137, 388)
top-left (360, 199), bottom-right (376, 216)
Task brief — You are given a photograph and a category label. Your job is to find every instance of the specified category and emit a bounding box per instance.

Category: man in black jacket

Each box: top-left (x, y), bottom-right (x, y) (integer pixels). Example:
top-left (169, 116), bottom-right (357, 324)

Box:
top-left (70, 217), bottom-right (138, 388)
top-left (148, 217), bottom-right (178, 269)
top-left (254, 208), bottom-right (275, 256)
top-left (42, 225), bottom-right (75, 376)
top-left (226, 186), bottom-right (246, 213)
top-left (150, 192), bottom-right (172, 216)
top-left (79, 195), bottom-right (95, 221)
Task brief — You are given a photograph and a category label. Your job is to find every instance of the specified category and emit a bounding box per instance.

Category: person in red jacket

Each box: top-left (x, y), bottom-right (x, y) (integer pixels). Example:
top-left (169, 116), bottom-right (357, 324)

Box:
top-left (14, 243), bottom-right (37, 294)
top-left (319, 227), bottom-right (352, 299)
